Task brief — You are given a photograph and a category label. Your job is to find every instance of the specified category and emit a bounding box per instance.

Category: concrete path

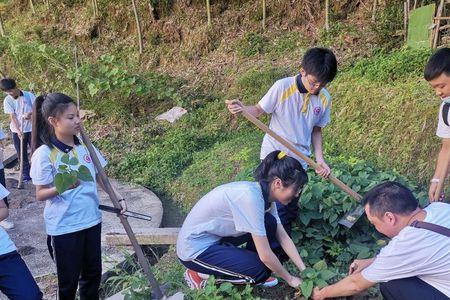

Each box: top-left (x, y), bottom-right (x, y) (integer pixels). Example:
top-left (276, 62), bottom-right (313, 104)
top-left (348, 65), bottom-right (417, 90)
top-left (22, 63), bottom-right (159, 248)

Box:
top-left (0, 152), bottom-right (163, 299)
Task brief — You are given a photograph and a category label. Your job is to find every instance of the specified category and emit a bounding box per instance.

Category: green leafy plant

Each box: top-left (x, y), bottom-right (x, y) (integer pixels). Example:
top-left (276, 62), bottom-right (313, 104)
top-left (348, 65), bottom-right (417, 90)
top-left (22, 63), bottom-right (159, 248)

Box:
top-left (299, 260), bottom-right (337, 299)
top-left (54, 154), bottom-right (93, 194)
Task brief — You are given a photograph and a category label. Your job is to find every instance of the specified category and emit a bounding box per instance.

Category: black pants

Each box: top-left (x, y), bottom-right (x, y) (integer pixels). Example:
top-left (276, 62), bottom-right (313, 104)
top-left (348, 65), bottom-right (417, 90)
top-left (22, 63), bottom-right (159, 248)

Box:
top-left (0, 251), bottom-right (42, 300)
top-left (12, 131), bottom-right (31, 179)
top-left (0, 168), bottom-right (7, 207)
top-left (380, 277), bottom-right (449, 300)
top-left (50, 223), bottom-right (102, 300)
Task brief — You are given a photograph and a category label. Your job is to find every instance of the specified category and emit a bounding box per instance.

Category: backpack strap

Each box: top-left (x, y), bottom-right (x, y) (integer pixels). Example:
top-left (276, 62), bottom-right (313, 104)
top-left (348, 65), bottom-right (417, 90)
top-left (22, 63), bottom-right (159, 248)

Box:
top-left (442, 103), bottom-right (450, 126)
top-left (410, 220), bottom-right (450, 238)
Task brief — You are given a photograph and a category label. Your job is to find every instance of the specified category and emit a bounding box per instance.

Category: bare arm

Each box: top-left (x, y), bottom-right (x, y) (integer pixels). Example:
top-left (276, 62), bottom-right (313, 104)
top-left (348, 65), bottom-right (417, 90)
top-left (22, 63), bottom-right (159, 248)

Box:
top-left (252, 234), bottom-right (301, 288)
top-left (225, 99), bottom-right (266, 118)
top-left (312, 273), bottom-right (375, 299)
top-left (9, 113), bottom-right (21, 135)
top-left (276, 223), bottom-right (306, 272)
top-left (35, 184), bottom-right (60, 201)
top-left (311, 126), bottom-right (330, 178)
top-left (429, 138), bottom-right (450, 201)
top-left (96, 174), bottom-right (127, 213)
top-left (0, 199), bottom-right (9, 221)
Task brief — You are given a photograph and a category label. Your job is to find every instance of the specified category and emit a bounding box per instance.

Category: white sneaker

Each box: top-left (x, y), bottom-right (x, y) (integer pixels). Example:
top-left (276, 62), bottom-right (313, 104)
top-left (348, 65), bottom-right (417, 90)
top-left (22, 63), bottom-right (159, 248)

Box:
top-left (0, 219), bottom-right (14, 230)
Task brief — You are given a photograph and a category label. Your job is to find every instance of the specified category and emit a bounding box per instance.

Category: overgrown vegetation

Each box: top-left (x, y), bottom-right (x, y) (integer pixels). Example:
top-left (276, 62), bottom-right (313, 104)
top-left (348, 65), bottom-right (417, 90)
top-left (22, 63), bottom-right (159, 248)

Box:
top-left (0, 0), bottom-right (444, 299)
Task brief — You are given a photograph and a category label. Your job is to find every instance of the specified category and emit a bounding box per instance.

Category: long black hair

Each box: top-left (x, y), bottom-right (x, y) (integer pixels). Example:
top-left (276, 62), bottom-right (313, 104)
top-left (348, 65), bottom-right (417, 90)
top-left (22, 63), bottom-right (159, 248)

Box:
top-left (31, 92), bottom-right (76, 153)
top-left (254, 150), bottom-right (308, 191)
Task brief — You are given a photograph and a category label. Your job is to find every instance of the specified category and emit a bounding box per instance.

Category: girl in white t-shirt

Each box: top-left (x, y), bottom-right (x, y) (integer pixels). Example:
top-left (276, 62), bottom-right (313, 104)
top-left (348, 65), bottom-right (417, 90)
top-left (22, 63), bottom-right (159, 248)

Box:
top-left (177, 150), bottom-right (308, 289)
top-left (29, 93), bottom-right (126, 300)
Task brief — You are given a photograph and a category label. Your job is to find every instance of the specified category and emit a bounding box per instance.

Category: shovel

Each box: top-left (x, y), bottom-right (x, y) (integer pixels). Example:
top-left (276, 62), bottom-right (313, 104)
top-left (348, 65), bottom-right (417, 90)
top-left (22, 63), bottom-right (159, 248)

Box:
top-left (17, 101), bottom-right (25, 189)
top-left (240, 109), bottom-right (365, 228)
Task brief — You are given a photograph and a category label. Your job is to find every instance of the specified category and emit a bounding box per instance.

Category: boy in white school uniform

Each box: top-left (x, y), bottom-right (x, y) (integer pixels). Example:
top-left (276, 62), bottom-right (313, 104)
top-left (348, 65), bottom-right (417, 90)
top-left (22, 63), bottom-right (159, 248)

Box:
top-left (0, 78), bottom-right (35, 182)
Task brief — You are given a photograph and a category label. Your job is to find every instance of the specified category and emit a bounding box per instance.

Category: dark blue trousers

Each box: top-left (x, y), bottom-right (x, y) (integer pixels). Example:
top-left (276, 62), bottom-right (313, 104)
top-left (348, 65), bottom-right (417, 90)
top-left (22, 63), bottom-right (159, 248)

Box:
top-left (380, 277), bottom-right (449, 300)
top-left (0, 251), bottom-right (42, 300)
top-left (180, 213), bottom-right (284, 284)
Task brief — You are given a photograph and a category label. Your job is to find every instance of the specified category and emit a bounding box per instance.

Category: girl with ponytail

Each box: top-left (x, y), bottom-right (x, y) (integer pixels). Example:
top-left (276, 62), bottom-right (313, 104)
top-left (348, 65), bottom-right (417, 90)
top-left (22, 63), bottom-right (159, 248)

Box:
top-left (30, 93), bottom-right (126, 300)
top-left (177, 150), bottom-right (308, 290)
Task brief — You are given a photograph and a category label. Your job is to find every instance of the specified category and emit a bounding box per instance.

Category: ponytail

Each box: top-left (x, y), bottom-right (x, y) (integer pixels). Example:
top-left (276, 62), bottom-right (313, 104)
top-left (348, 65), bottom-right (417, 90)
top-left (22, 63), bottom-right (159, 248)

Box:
top-left (254, 150), bottom-right (308, 190)
top-left (31, 93), bottom-right (76, 153)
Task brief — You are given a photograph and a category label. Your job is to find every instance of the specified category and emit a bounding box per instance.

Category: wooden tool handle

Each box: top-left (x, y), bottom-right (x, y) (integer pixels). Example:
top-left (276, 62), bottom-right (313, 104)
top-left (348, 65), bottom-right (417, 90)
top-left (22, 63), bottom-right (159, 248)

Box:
top-left (241, 110), bottom-right (363, 201)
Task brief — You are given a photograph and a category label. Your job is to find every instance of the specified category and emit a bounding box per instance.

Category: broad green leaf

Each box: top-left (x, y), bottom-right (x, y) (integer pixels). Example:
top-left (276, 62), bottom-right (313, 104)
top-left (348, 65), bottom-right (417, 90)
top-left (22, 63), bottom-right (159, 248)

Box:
top-left (319, 269), bottom-right (336, 281)
top-left (313, 260), bottom-right (327, 271)
top-left (300, 280), bottom-right (313, 299)
top-left (58, 165), bottom-right (68, 172)
top-left (78, 165), bottom-right (94, 181)
top-left (54, 173), bottom-right (71, 194)
top-left (61, 154), bottom-right (70, 164)
top-left (68, 157), bottom-right (79, 166)
top-left (315, 278), bottom-right (328, 288)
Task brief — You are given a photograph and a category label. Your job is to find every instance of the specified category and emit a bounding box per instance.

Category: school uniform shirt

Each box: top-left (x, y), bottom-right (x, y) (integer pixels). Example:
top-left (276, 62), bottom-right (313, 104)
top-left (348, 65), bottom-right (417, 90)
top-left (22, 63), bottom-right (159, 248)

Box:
top-left (3, 91), bottom-right (36, 134)
top-left (436, 98), bottom-right (450, 138)
top-left (176, 181), bottom-right (281, 261)
top-left (30, 137), bottom-right (107, 236)
top-left (0, 128), bottom-right (6, 169)
top-left (361, 202), bottom-right (450, 297)
top-left (258, 75), bottom-right (331, 170)
top-left (0, 183), bottom-right (15, 256)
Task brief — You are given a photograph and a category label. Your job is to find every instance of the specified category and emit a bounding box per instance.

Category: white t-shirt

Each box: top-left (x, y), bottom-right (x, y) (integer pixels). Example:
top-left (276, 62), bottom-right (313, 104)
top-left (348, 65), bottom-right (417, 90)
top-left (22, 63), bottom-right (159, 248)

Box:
top-left (3, 91), bottom-right (35, 133)
top-left (258, 76), bottom-right (331, 169)
top-left (30, 141), bottom-right (107, 236)
top-left (0, 184), bottom-right (15, 256)
top-left (362, 202), bottom-right (450, 297)
top-left (436, 101), bottom-right (450, 138)
top-left (176, 181), bottom-right (281, 261)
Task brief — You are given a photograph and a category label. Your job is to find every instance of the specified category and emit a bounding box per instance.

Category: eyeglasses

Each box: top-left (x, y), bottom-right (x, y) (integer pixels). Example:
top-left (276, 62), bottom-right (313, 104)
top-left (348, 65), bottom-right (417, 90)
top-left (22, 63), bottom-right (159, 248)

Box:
top-left (305, 74), bottom-right (326, 89)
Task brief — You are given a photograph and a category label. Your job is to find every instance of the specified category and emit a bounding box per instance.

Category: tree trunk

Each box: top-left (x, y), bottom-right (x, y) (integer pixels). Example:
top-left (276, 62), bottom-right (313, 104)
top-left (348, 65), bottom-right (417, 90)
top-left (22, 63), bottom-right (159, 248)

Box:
top-left (325, 0), bottom-right (330, 31)
top-left (206, 0), bottom-right (211, 26)
top-left (131, 0), bottom-right (144, 54)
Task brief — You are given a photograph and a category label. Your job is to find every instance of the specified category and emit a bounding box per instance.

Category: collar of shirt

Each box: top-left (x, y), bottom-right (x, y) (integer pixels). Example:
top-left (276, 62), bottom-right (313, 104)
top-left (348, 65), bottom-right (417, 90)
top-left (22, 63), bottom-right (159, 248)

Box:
top-left (296, 75), bottom-right (309, 94)
top-left (50, 136), bottom-right (81, 153)
top-left (11, 90), bottom-right (24, 100)
top-left (259, 180), bottom-right (271, 211)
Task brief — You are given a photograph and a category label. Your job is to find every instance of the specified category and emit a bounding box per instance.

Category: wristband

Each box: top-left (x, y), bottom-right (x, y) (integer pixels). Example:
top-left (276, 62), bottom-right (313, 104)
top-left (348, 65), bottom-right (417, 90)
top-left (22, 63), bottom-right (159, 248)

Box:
top-left (430, 178), bottom-right (440, 183)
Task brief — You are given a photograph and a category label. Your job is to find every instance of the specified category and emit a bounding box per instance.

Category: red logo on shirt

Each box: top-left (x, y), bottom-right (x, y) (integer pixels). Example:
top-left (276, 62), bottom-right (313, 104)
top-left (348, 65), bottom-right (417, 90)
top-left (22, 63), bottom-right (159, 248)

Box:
top-left (314, 107), bottom-right (321, 115)
top-left (84, 154), bottom-right (91, 163)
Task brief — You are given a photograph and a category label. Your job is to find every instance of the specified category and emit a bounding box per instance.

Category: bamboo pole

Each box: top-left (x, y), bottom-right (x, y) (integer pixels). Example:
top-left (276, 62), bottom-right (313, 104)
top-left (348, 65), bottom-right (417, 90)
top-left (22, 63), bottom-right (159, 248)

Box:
top-left (206, 0), bottom-right (211, 26)
top-left (372, 0), bottom-right (377, 22)
top-left (0, 15), bottom-right (5, 37)
top-left (73, 47), bottom-right (163, 299)
top-left (148, 0), bottom-right (156, 22)
top-left (262, 0), bottom-right (266, 30)
top-left (29, 0), bottom-right (35, 14)
top-left (404, 1), bottom-right (408, 41)
top-left (325, 0), bottom-right (330, 31)
top-left (131, 0), bottom-right (143, 54)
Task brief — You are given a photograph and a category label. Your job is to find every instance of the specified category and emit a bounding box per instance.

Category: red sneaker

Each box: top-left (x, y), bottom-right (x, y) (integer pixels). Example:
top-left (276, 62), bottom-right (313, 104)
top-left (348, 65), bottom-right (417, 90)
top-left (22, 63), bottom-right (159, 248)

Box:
top-left (184, 269), bottom-right (207, 289)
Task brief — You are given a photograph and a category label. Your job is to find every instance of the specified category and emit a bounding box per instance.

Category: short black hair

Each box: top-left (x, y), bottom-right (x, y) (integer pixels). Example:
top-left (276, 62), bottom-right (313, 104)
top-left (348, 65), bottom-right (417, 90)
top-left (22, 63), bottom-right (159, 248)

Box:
top-left (424, 48), bottom-right (450, 81)
top-left (361, 181), bottom-right (418, 218)
top-left (301, 47), bottom-right (337, 84)
top-left (0, 78), bottom-right (17, 91)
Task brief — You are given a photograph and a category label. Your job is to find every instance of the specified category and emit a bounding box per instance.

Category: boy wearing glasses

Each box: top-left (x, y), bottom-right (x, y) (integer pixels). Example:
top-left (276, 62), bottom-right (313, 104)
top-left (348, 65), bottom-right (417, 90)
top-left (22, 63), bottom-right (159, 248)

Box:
top-left (226, 47), bottom-right (337, 237)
